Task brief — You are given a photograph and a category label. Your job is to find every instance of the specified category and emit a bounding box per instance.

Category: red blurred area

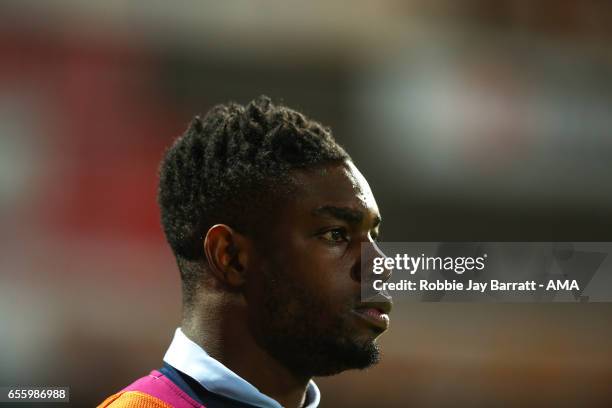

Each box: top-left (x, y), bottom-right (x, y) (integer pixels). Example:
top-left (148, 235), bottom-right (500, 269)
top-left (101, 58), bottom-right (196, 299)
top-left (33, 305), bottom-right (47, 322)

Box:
top-left (1, 26), bottom-right (180, 242)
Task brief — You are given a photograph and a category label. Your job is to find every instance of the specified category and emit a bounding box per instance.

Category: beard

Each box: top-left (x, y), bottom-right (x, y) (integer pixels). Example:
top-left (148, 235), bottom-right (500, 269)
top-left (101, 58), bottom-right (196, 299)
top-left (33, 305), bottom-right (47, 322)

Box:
top-left (249, 267), bottom-right (381, 377)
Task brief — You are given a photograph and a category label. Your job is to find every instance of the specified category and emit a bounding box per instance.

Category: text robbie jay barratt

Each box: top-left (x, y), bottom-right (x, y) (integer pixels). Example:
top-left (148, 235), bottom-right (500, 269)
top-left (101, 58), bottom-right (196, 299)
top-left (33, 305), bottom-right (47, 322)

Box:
top-left (373, 279), bottom-right (580, 292)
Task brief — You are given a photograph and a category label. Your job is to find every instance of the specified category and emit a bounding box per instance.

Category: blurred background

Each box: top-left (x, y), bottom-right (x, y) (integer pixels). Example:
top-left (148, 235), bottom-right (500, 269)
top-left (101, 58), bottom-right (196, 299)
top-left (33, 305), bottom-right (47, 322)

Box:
top-left (1, 1), bottom-right (611, 406)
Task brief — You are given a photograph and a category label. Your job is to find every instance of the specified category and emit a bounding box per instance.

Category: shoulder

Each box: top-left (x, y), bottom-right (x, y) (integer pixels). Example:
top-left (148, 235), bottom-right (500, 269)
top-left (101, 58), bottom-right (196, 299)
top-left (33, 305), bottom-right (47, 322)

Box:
top-left (97, 370), bottom-right (203, 408)
top-left (98, 390), bottom-right (172, 408)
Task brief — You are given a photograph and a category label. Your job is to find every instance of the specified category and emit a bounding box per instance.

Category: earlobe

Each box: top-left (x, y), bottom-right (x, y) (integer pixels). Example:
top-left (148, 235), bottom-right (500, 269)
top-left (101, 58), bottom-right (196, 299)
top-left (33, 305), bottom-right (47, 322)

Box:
top-left (203, 224), bottom-right (248, 287)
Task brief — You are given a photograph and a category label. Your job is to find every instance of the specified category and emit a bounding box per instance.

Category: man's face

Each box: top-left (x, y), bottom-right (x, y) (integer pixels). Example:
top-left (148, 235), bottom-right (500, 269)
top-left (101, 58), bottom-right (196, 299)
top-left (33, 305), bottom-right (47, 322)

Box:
top-left (246, 161), bottom-right (391, 377)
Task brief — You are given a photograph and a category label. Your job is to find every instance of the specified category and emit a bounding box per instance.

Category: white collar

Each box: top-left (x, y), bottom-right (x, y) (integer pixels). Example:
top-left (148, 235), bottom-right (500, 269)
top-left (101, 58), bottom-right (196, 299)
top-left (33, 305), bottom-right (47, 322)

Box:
top-left (163, 328), bottom-right (320, 408)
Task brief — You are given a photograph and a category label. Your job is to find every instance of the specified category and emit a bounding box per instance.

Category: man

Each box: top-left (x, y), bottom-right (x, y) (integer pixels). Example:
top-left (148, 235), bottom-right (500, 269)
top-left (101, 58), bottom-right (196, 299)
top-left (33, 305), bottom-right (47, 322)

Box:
top-left (99, 96), bottom-right (391, 408)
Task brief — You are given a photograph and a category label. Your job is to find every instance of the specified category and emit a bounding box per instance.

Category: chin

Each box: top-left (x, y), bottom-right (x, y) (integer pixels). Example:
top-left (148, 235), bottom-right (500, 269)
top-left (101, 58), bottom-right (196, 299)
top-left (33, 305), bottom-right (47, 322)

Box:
top-left (264, 330), bottom-right (382, 377)
top-left (310, 337), bottom-right (382, 377)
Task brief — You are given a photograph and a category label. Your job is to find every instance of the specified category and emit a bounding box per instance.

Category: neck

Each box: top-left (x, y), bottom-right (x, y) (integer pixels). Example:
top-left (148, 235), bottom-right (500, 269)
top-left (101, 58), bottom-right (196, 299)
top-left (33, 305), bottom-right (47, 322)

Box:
top-left (182, 295), bottom-right (312, 408)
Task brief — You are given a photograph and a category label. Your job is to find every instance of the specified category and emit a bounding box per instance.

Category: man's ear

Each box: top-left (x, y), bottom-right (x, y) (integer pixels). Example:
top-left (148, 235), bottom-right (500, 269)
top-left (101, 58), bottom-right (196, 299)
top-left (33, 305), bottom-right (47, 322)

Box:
top-left (203, 224), bottom-right (249, 287)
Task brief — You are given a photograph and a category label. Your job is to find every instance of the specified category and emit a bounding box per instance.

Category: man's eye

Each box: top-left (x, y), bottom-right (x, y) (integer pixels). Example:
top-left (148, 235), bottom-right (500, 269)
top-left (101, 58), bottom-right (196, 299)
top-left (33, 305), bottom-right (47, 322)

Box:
top-left (321, 228), bottom-right (348, 243)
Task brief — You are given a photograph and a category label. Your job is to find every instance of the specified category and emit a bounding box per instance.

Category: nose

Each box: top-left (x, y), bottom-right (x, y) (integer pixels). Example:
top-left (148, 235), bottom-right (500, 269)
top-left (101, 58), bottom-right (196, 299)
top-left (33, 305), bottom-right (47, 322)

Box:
top-left (367, 239), bottom-right (392, 279)
top-left (354, 239), bottom-right (393, 289)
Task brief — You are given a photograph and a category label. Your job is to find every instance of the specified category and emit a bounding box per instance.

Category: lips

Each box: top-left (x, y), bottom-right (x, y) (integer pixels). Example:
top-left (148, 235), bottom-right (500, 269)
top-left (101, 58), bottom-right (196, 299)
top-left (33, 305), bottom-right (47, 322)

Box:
top-left (352, 303), bottom-right (391, 331)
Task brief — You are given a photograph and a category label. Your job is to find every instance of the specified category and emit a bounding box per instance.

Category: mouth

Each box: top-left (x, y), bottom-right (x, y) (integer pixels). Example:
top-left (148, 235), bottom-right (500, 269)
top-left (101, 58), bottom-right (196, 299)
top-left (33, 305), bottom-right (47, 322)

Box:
top-left (352, 302), bottom-right (391, 331)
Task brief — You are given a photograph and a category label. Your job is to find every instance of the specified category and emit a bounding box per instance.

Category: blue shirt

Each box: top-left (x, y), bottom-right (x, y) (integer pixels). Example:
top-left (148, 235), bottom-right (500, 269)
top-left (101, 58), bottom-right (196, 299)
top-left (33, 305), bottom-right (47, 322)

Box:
top-left (163, 328), bottom-right (321, 408)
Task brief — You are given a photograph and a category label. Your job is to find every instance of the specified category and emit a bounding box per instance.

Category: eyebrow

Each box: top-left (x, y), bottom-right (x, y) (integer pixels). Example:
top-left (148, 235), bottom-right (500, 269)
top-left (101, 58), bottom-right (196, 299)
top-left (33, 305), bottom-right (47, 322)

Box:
top-left (312, 205), bottom-right (381, 227)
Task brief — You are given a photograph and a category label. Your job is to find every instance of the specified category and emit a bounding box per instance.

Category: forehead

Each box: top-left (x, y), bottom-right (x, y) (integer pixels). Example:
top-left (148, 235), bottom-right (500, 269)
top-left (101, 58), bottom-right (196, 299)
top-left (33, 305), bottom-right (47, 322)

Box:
top-left (289, 161), bottom-right (379, 216)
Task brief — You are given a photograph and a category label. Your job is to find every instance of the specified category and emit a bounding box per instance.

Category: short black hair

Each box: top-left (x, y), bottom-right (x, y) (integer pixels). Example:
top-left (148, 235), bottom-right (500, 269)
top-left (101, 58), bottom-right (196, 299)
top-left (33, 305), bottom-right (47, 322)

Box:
top-left (158, 96), bottom-right (349, 299)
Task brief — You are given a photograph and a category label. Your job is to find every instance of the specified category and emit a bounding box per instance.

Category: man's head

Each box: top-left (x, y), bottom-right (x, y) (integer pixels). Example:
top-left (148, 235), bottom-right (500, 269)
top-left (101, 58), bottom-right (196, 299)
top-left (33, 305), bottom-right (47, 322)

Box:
top-left (158, 96), bottom-right (390, 377)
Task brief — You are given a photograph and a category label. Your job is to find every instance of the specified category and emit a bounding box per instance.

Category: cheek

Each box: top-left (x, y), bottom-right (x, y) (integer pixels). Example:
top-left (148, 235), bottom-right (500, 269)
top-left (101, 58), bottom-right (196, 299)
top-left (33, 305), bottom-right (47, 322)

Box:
top-left (292, 248), bottom-right (360, 312)
top-left (264, 231), bottom-right (360, 301)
